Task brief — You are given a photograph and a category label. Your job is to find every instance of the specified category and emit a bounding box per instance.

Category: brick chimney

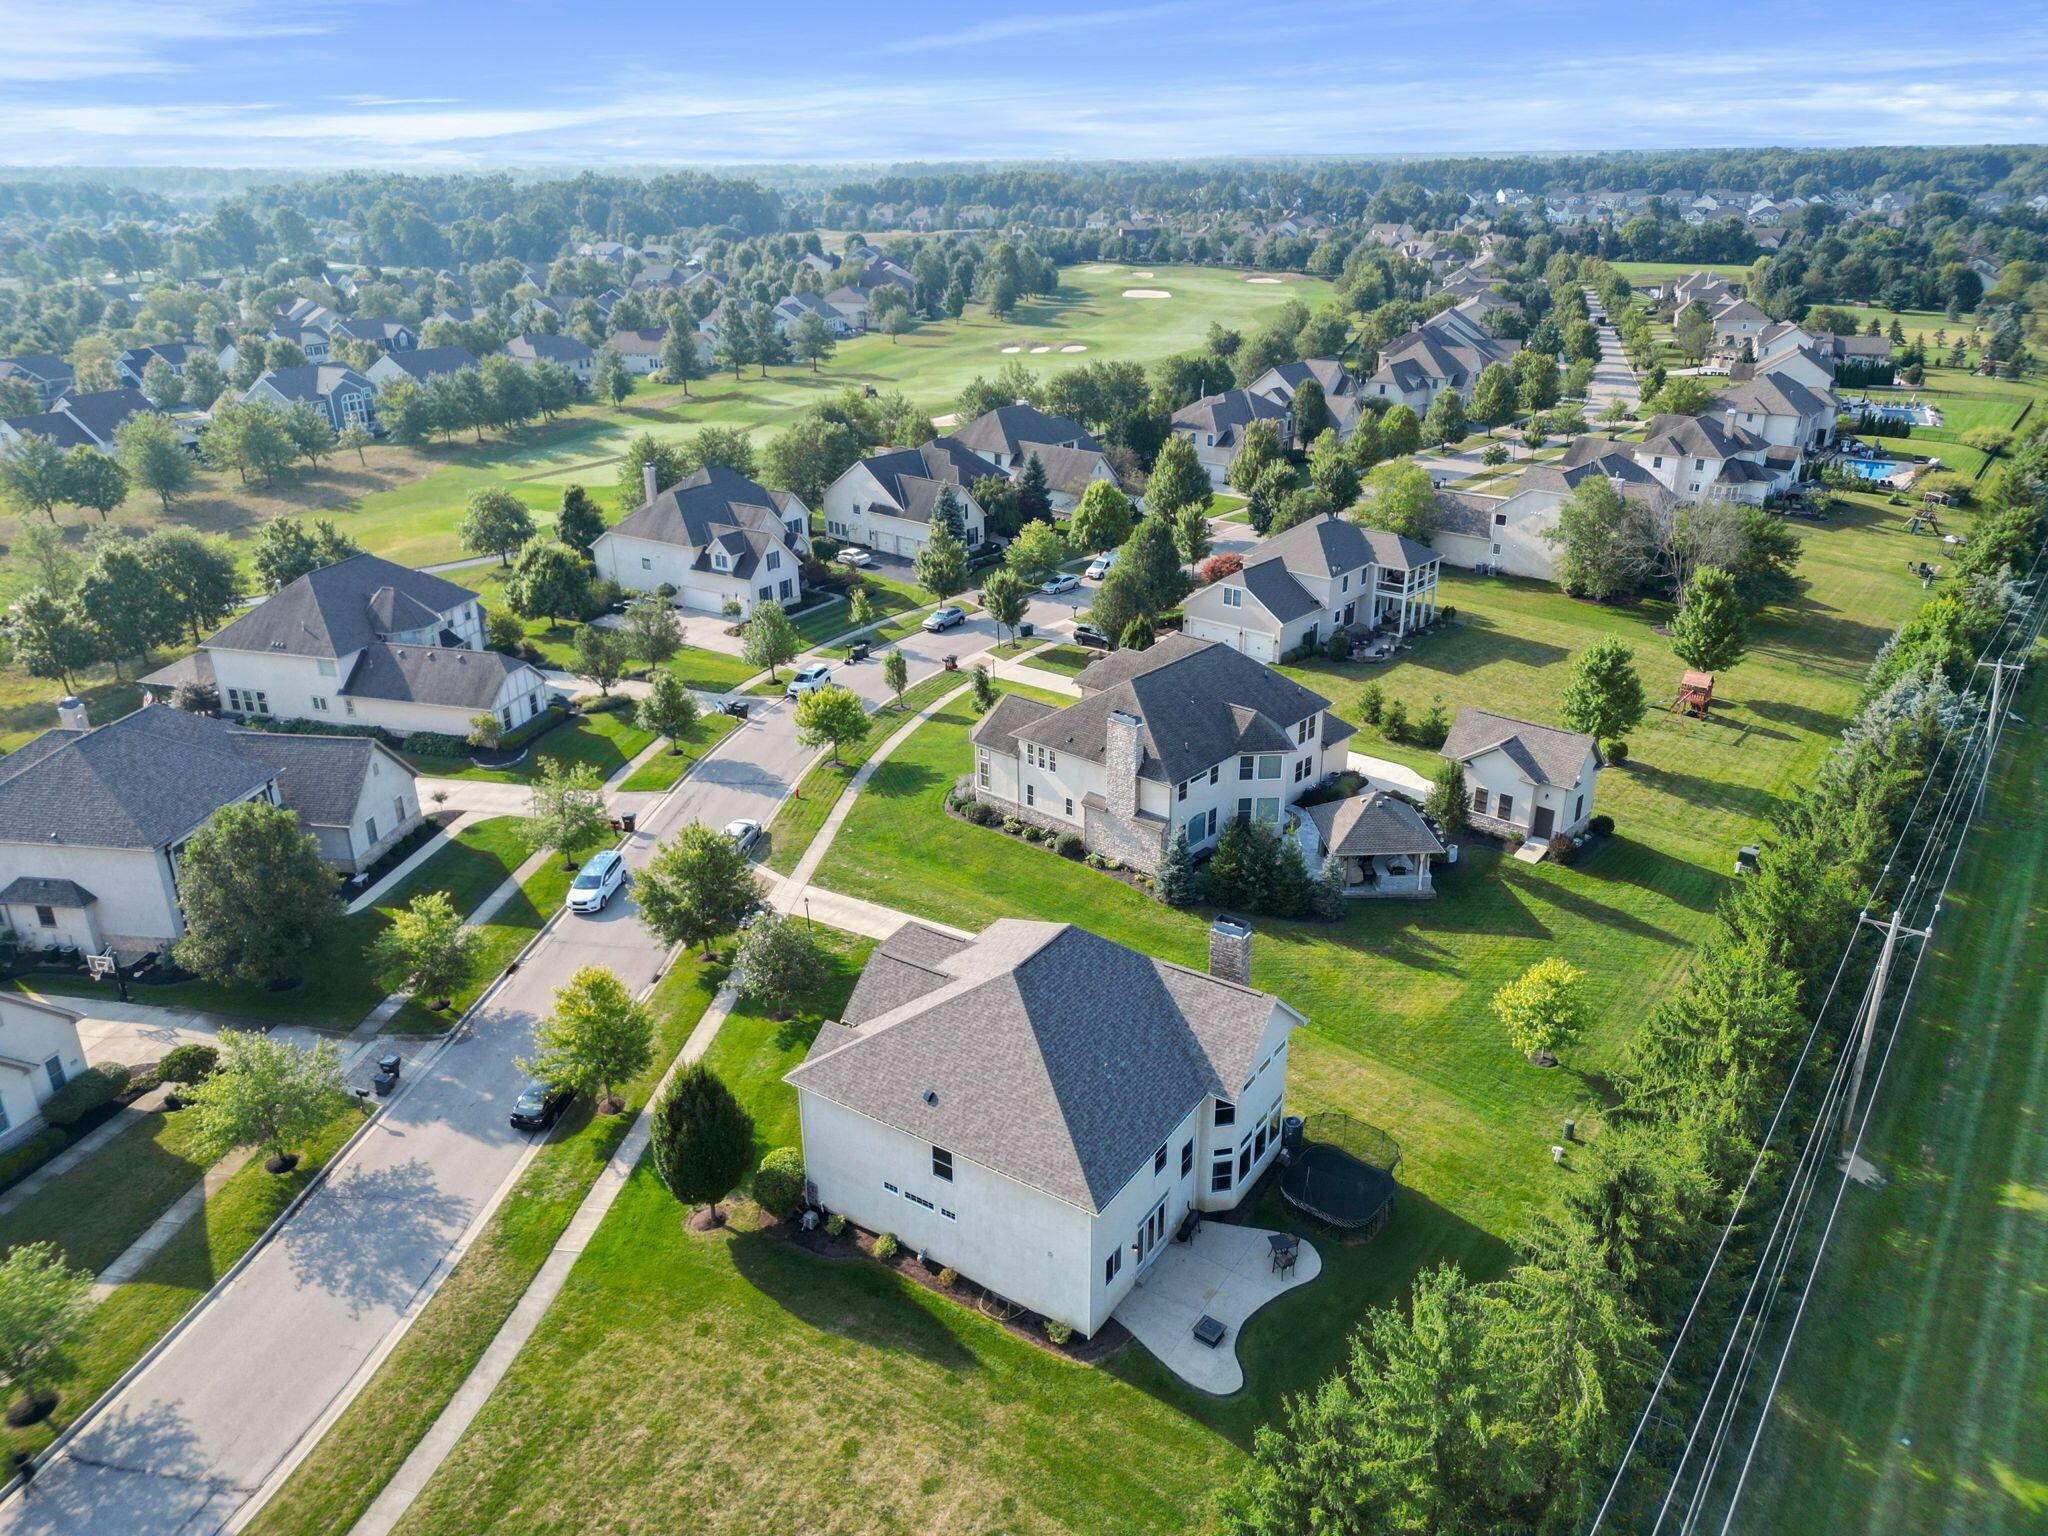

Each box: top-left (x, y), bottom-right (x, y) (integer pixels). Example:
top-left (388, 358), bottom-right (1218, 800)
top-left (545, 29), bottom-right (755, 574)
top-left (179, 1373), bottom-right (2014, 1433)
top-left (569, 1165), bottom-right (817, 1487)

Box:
top-left (1209, 915), bottom-right (1253, 986)
top-left (1104, 710), bottom-right (1142, 820)
top-left (642, 461), bottom-right (659, 504)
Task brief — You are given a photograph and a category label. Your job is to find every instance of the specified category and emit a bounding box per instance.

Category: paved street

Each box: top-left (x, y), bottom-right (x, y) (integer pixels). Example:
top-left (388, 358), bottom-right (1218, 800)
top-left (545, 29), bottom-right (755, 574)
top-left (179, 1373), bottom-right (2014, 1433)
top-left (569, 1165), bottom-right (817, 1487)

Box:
top-left (0, 596), bottom-right (1060, 1536)
top-left (1582, 284), bottom-right (1639, 413)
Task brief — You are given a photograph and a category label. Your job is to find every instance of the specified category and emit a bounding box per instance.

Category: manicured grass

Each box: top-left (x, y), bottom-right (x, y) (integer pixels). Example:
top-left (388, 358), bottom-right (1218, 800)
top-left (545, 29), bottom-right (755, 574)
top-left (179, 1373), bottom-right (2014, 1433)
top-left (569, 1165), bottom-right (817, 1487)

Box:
top-left (616, 709), bottom-right (740, 791)
top-left (0, 1107), bottom-right (217, 1277)
top-left (240, 957), bottom-right (721, 1536)
top-left (385, 844), bottom-right (578, 1036)
top-left (11, 816), bottom-right (548, 1030)
top-left (405, 704), bottom-right (655, 784)
top-left (2, 1103), bottom-right (366, 1463)
top-left (1611, 259), bottom-right (1755, 288)
top-left (1020, 644), bottom-right (1095, 677)
top-left (665, 646), bottom-right (761, 694)
top-left (759, 672), bottom-right (969, 875)
top-left (1739, 665), bottom-right (2048, 1536)
top-left (380, 927), bottom-right (1241, 1536)
top-left (813, 586), bottom-right (975, 659)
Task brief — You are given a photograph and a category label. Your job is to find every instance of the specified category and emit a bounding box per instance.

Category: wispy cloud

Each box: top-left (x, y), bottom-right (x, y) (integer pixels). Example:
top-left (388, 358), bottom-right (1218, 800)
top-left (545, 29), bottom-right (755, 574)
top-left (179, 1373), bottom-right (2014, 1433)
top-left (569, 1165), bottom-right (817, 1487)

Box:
top-left (0, 0), bottom-right (334, 82)
top-left (875, 0), bottom-right (1214, 55)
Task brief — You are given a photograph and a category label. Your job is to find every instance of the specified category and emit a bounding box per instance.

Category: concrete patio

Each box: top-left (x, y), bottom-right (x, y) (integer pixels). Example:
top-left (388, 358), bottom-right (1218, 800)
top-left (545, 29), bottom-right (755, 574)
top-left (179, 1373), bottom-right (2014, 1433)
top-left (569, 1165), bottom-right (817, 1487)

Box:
top-left (1113, 1222), bottom-right (1321, 1393)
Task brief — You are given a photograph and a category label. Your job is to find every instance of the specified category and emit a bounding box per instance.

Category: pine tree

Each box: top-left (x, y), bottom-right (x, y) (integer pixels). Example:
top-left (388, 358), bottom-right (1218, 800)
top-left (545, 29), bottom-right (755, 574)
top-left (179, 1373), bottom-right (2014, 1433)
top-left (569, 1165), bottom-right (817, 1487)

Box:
top-left (1670, 567), bottom-right (1748, 674)
top-left (1312, 853), bottom-right (1348, 918)
top-left (1158, 825), bottom-right (1198, 906)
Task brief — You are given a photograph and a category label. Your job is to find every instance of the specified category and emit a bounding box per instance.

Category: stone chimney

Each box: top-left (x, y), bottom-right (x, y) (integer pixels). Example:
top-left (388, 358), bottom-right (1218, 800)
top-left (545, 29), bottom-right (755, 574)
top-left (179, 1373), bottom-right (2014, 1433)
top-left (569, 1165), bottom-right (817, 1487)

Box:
top-left (642, 461), bottom-right (659, 505)
top-left (1104, 710), bottom-right (1142, 820)
top-left (1209, 915), bottom-right (1253, 986)
top-left (57, 695), bottom-right (89, 731)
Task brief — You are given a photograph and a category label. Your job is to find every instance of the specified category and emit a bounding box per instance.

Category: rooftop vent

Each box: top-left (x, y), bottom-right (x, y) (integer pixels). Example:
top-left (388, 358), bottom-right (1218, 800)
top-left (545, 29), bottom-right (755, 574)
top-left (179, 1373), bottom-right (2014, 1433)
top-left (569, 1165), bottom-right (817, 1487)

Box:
top-left (922, 1089), bottom-right (939, 1107)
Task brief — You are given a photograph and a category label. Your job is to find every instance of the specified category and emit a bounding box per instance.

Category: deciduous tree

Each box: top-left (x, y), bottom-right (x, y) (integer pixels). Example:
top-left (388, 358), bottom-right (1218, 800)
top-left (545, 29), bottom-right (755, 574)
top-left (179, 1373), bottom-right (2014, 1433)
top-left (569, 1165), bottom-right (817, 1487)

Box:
top-left (793, 682), bottom-right (870, 766)
top-left (460, 487), bottom-right (536, 566)
top-left (637, 667), bottom-right (700, 746)
top-left (742, 601), bottom-right (800, 680)
top-left (0, 1242), bottom-right (93, 1422)
top-left (172, 801), bottom-right (339, 989)
top-left (523, 965), bottom-right (653, 1114)
top-left (371, 890), bottom-right (483, 1010)
top-left (526, 760), bottom-right (609, 870)
top-left (636, 822), bottom-right (764, 958)
top-left (1559, 637), bottom-right (1647, 760)
top-left (185, 1032), bottom-right (350, 1171)
top-left (1493, 956), bottom-right (1589, 1063)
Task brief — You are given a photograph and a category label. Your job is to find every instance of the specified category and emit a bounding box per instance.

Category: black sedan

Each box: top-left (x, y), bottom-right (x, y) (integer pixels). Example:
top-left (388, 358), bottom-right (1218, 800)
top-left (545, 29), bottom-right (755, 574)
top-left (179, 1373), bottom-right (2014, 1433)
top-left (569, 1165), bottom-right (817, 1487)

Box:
top-left (509, 1079), bottom-right (573, 1131)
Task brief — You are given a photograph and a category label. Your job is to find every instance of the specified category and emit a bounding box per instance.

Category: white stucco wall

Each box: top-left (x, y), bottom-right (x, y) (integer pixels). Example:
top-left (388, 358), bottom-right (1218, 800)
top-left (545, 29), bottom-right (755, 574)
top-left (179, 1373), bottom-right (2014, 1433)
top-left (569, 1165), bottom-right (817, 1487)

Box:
top-left (0, 839), bottom-right (189, 951)
top-left (0, 997), bottom-right (90, 1151)
top-left (1460, 744), bottom-right (1599, 838)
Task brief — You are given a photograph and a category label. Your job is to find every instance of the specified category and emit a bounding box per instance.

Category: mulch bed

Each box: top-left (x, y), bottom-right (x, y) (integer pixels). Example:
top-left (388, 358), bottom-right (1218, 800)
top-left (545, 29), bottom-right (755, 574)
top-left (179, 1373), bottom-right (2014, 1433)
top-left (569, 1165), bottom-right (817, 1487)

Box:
top-left (776, 1214), bottom-right (1132, 1364)
top-left (942, 784), bottom-right (1161, 903)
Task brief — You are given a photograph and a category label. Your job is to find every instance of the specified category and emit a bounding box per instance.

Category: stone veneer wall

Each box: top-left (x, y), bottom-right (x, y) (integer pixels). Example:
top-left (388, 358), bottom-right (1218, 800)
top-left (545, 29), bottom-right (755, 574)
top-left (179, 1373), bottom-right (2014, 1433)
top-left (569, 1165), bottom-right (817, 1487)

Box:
top-left (1082, 803), bottom-right (1168, 874)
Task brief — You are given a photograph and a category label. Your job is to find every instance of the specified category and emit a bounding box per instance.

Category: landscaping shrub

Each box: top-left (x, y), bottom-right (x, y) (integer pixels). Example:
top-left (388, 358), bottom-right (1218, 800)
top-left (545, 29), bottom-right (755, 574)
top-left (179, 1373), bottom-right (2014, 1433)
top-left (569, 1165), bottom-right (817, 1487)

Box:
top-left (1382, 698), bottom-right (1410, 742)
top-left (486, 611), bottom-right (524, 651)
top-left (1324, 628), bottom-right (1349, 662)
top-left (825, 1212), bottom-right (847, 1238)
top-left (1604, 738), bottom-right (1630, 765)
top-left (1002, 817), bottom-right (1025, 836)
top-left (1415, 695), bottom-right (1450, 750)
top-left (937, 1266), bottom-right (959, 1289)
top-left (1359, 682), bottom-right (1385, 725)
top-left (960, 799), bottom-right (998, 826)
top-left (157, 1043), bottom-right (219, 1086)
top-left (1043, 1319), bottom-right (1074, 1345)
top-left (1588, 814), bottom-right (1615, 836)
top-left (39, 1064), bottom-right (130, 1129)
top-left (1055, 832), bottom-right (1085, 859)
top-left (1547, 834), bottom-right (1577, 864)
top-left (0, 1127), bottom-right (67, 1193)
top-left (874, 1232), bottom-right (900, 1262)
top-left (752, 1146), bottom-right (806, 1218)
top-left (403, 730), bottom-right (469, 758)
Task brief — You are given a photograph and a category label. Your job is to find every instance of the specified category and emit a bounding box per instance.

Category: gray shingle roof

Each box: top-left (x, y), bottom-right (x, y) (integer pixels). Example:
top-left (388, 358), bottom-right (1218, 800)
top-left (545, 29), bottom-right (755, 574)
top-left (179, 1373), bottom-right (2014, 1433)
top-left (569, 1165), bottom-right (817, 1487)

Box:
top-left (0, 876), bottom-right (98, 908)
top-left (208, 554), bottom-right (477, 661)
top-left (248, 366), bottom-right (373, 407)
top-left (227, 731), bottom-right (399, 827)
top-left (787, 920), bottom-right (1287, 1213)
top-left (1434, 491), bottom-right (1501, 539)
top-left (341, 644), bottom-right (531, 710)
top-left (1236, 558), bottom-right (1318, 623)
top-left (853, 437), bottom-right (990, 523)
top-left (1171, 388), bottom-right (1288, 446)
top-left (968, 692), bottom-right (1058, 760)
top-left (1443, 707), bottom-right (1596, 789)
top-left (505, 333), bottom-right (593, 365)
top-left (375, 345), bottom-right (477, 382)
top-left (604, 464), bottom-right (804, 578)
top-left (953, 404), bottom-right (1099, 460)
top-left (1013, 634), bottom-right (1339, 785)
top-left (1638, 412), bottom-right (1767, 461)
top-left (1304, 791), bottom-right (1444, 859)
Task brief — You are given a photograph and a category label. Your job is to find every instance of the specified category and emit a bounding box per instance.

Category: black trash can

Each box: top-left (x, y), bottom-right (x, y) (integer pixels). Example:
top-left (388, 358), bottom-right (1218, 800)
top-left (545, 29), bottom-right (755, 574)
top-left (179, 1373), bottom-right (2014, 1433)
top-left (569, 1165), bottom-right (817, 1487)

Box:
top-left (372, 1069), bottom-right (400, 1096)
top-left (1018, 621), bottom-right (1035, 639)
top-left (376, 1052), bottom-right (402, 1078)
top-left (724, 699), bottom-right (751, 719)
top-left (619, 811), bottom-right (637, 834)
top-left (848, 641), bottom-right (870, 661)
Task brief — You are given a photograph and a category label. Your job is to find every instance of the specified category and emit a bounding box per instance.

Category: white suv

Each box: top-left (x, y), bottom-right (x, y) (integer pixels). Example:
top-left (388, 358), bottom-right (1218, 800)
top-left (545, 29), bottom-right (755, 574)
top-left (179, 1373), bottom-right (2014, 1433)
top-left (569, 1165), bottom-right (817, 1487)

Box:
top-left (785, 663), bottom-right (832, 697)
top-left (567, 850), bottom-right (626, 914)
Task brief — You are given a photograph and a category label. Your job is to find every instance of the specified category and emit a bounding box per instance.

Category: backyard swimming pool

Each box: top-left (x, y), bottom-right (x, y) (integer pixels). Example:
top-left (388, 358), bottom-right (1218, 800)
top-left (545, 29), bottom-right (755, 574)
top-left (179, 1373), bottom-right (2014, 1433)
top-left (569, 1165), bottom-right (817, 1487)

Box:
top-left (1844, 397), bottom-right (1944, 427)
top-left (1842, 458), bottom-right (1908, 480)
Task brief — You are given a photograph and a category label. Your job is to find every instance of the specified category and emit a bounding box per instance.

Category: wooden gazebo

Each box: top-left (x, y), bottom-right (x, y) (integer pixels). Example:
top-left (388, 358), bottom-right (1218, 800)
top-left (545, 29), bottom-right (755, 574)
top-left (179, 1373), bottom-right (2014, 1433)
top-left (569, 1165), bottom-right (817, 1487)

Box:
top-left (1675, 670), bottom-right (1715, 717)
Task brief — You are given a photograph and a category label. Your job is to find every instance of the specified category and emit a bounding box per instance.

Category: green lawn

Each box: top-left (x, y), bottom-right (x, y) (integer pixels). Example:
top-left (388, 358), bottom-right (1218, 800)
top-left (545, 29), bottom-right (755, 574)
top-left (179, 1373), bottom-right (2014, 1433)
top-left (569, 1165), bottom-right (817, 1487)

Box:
top-left (0, 1105), bottom-right (218, 1277)
top-left (759, 672), bottom-right (968, 875)
top-left (376, 928), bottom-right (1242, 1536)
top-left (1020, 644), bottom-right (1095, 677)
top-left (405, 705), bottom-right (655, 784)
top-left (242, 956), bottom-right (721, 1536)
top-left (1737, 665), bottom-right (2048, 1536)
top-left (1611, 259), bottom-right (1755, 288)
top-left (617, 709), bottom-right (740, 791)
top-left (10, 815), bottom-right (555, 1031)
top-left (460, 569), bottom-right (760, 695)
top-left (2, 1103), bottom-right (366, 1463)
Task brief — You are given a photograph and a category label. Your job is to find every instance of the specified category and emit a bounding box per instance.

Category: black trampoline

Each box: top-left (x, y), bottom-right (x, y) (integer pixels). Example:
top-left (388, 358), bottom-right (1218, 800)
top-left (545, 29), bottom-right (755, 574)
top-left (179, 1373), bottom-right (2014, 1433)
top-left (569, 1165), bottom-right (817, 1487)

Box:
top-left (1279, 1113), bottom-right (1400, 1235)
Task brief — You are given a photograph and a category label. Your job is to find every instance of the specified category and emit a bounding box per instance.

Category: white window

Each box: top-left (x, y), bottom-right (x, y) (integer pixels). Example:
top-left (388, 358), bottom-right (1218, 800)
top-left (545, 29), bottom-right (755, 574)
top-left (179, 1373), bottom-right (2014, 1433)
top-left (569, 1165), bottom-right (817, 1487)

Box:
top-left (977, 755), bottom-right (990, 788)
top-left (311, 696), bottom-right (329, 712)
top-left (316, 658), bottom-right (337, 677)
top-left (767, 551), bottom-right (781, 571)
top-left (1296, 718), bottom-right (1312, 744)
top-left (365, 816), bottom-right (379, 844)
top-left (1105, 1248), bottom-right (1122, 1285)
top-left (44, 1055), bottom-right (67, 1092)
top-left (395, 796), bottom-right (407, 824)
top-left (1025, 784), bottom-right (1035, 807)
top-left (1221, 586), bottom-right (1243, 609)
top-left (1257, 754), bottom-right (1282, 779)
top-left (1064, 797), bottom-right (1073, 816)
top-left (932, 1147), bottom-right (953, 1182)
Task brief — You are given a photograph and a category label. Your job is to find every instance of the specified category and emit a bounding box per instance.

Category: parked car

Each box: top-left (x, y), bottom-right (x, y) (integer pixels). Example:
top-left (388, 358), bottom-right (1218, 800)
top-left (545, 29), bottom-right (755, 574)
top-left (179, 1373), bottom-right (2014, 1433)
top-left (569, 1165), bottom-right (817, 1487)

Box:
top-left (836, 547), bottom-right (873, 567)
top-left (725, 818), bottom-right (762, 857)
top-left (509, 1079), bottom-right (572, 1131)
top-left (1085, 551), bottom-right (1117, 581)
top-left (566, 849), bottom-right (626, 913)
top-left (1041, 572), bottom-right (1081, 595)
top-left (786, 662), bottom-right (832, 697)
top-left (1073, 622), bottom-right (1114, 651)
top-left (922, 605), bottom-right (967, 632)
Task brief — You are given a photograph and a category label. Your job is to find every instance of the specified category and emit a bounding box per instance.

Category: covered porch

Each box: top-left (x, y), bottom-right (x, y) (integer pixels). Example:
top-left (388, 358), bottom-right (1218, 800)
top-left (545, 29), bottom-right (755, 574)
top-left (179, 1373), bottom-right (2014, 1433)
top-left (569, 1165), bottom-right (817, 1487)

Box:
top-left (1292, 792), bottom-right (1445, 900)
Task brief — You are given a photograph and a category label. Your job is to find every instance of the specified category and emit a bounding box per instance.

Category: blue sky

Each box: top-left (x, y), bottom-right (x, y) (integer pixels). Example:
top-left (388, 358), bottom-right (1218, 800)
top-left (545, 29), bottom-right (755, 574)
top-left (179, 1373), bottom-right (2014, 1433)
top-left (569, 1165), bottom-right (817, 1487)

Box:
top-left (4, 0), bottom-right (2047, 168)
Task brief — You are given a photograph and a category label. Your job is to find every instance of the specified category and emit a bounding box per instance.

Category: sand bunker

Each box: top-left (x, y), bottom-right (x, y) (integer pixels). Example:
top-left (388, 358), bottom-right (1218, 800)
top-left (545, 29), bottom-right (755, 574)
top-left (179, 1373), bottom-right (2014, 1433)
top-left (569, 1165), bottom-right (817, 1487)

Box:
top-left (1060, 344), bottom-right (1088, 353)
top-left (1029, 345), bottom-right (1053, 353)
top-left (1246, 276), bottom-right (1283, 284)
top-left (999, 345), bottom-right (1022, 353)
top-left (1122, 289), bottom-right (1171, 299)
top-left (1131, 270), bottom-right (1155, 278)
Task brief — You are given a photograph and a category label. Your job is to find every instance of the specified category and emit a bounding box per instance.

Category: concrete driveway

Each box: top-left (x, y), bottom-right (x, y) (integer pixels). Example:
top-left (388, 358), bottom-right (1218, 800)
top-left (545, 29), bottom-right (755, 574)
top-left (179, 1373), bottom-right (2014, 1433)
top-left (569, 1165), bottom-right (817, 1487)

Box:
top-left (1114, 1223), bottom-right (1321, 1394)
top-left (0, 610), bottom-right (1007, 1536)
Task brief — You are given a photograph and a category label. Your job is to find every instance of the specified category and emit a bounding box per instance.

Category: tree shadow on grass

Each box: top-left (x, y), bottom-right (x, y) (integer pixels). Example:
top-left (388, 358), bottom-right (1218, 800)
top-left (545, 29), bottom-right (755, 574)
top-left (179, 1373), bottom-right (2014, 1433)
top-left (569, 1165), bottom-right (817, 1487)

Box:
top-left (1742, 694), bottom-right (1850, 739)
top-left (1624, 759), bottom-right (1787, 829)
top-left (1571, 833), bottom-right (1723, 917)
top-left (862, 759), bottom-right (943, 802)
top-left (1505, 859), bottom-right (1696, 947)
top-left (726, 1229), bottom-right (982, 1378)
top-left (1403, 612), bottom-right (1571, 677)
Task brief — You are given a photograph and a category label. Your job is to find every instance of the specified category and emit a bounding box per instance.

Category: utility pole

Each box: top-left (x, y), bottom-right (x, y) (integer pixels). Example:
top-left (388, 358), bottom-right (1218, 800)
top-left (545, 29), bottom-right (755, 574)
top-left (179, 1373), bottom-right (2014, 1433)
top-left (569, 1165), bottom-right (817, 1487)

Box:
top-left (1840, 904), bottom-right (1933, 1163)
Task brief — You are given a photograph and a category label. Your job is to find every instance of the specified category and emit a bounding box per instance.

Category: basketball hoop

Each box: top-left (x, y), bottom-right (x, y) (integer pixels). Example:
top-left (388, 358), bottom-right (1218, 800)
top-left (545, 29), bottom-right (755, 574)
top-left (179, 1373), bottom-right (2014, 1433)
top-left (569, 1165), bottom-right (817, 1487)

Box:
top-left (86, 951), bottom-right (118, 980)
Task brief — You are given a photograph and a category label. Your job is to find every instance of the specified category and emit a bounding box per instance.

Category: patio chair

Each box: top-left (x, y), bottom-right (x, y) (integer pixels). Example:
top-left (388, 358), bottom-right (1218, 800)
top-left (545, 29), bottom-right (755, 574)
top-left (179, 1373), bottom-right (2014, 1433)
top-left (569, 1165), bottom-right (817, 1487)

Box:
top-left (1269, 1232), bottom-right (1300, 1276)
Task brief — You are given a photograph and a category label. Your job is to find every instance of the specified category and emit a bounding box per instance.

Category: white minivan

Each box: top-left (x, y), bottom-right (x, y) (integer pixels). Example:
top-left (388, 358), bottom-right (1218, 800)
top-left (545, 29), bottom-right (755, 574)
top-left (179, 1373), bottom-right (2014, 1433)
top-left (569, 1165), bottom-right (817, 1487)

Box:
top-left (567, 849), bottom-right (626, 914)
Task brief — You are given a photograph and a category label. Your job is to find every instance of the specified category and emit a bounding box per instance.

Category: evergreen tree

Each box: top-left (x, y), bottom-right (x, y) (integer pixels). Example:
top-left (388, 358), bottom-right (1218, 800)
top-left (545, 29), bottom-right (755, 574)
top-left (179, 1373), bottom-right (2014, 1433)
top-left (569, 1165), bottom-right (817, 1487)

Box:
top-left (1425, 757), bottom-right (1468, 836)
top-left (1148, 433), bottom-right (1212, 520)
top-left (1312, 853), bottom-right (1348, 919)
top-left (913, 522), bottom-right (969, 600)
top-left (661, 326), bottom-right (704, 393)
top-left (1015, 453), bottom-right (1053, 526)
top-left (1671, 567), bottom-right (1748, 674)
top-left (1291, 376), bottom-right (1332, 443)
top-left (649, 1065), bottom-right (754, 1227)
top-left (1158, 825), bottom-right (1198, 906)
top-left (555, 484), bottom-right (605, 554)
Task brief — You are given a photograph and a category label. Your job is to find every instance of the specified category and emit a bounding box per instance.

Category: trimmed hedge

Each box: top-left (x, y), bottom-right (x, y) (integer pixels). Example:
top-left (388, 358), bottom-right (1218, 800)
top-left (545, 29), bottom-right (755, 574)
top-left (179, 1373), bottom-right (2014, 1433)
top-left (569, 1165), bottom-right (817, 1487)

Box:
top-left (752, 1146), bottom-right (806, 1217)
top-left (40, 1063), bottom-right (131, 1129)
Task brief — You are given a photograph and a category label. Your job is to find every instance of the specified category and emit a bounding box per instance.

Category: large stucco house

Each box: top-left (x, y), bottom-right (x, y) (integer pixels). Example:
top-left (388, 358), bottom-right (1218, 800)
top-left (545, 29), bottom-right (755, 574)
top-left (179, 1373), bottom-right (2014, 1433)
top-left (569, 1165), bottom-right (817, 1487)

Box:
top-left (967, 634), bottom-right (1354, 870)
top-left (149, 554), bottom-right (549, 740)
top-left (821, 437), bottom-right (990, 559)
top-left (0, 703), bottom-right (420, 959)
top-left (1442, 707), bottom-right (1600, 842)
top-left (1169, 389), bottom-right (1291, 488)
top-left (1364, 307), bottom-right (1520, 414)
top-left (0, 995), bottom-right (90, 1153)
top-left (592, 464), bottom-right (810, 618)
top-left (1430, 441), bottom-right (1673, 582)
top-left (789, 916), bottom-right (1300, 1338)
top-left (1183, 513), bottom-right (1441, 661)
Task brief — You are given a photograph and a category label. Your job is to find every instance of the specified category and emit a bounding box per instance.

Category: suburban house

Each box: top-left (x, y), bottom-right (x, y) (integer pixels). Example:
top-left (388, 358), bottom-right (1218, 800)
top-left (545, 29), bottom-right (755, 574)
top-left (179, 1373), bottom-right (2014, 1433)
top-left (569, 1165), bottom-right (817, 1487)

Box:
top-left (1364, 309), bottom-right (1519, 413)
top-left (114, 341), bottom-right (208, 390)
top-left (0, 702), bottom-right (422, 959)
top-left (1633, 412), bottom-right (1799, 503)
top-left (330, 316), bottom-right (418, 354)
top-left (954, 404), bottom-right (1101, 472)
top-left (771, 291), bottom-right (854, 338)
top-left (0, 352), bottom-right (75, 407)
top-left (1708, 297), bottom-right (1772, 356)
top-left (266, 324), bottom-right (334, 363)
top-left (1757, 322), bottom-right (1892, 380)
top-left (1442, 707), bottom-right (1600, 842)
top-left (1713, 372), bottom-right (1837, 452)
top-left (1018, 443), bottom-right (1124, 516)
top-left (788, 916), bottom-right (1301, 1338)
top-left (822, 286), bottom-right (875, 332)
top-left (592, 464), bottom-right (811, 618)
top-left (1169, 388), bottom-right (1292, 487)
top-left (0, 995), bottom-right (90, 1153)
top-left (1431, 444), bottom-right (1670, 581)
top-left (365, 345), bottom-right (478, 391)
top-left (504, 333), bottom-right (594, 381)
top-left (242, 366), bottom-right (376, 433)
top-left (1244, 358), bottom-right (1366, 444)
top-left (1183, 513), bottom-right (1442, 661)
top-left (967, 634), bottom-right (1354, 869)
top-left (1292, 790), bottom-right (1444, 897)
top-left (821, 437), bottom-right (991, 558)
top-left (605, 327), bottom-right (671, 376)
top-left (149, 554), bottom-right (549, 740)
top-left (0, 388), bottom-right (157, 453)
